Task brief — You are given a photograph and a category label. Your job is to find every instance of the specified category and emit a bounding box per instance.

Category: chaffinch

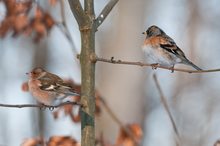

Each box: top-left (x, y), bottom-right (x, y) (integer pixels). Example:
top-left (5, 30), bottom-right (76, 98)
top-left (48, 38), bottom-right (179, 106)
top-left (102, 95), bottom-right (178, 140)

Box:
top-left (27, 67), bottom-right (80, 105)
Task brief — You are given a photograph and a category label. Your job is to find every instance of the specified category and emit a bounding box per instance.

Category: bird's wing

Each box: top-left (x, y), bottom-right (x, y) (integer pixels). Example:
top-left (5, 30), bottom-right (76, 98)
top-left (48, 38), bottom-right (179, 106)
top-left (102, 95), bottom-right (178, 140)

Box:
top-left (38, 73), bottom-right (63, 91)
top-left (38, 72), bottom-right (79, 95)
top-left (158, 35), bottom-right (186, 58)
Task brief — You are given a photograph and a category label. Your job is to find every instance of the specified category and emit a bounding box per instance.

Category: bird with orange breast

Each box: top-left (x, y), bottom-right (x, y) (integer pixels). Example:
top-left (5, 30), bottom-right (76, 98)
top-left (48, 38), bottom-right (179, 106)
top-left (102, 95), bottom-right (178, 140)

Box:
top-left (142, 25), bottom-right (202, 71)
top-left (26, 67), bottom-right (80, 105)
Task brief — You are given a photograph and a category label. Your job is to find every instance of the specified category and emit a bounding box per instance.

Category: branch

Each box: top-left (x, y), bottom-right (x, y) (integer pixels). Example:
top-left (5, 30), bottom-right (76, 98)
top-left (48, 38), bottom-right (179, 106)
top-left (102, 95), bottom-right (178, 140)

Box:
top-left (94, 56), bottom-right (220, 73)
top-left (60, 0), bottom-right (66, 25)
top-left (153, 74), bottom-right (180, 146)
top-left (84, 0), bottom-right (95, 16)
top-left (0, 101), bottom-right (82, 109)
top-left (99, 97), bottom-right (140, 146)
top-left (95, 0), bottom-right (119, 29)
top-left (57, 0), bottom-right (78, 55)
top-left (68, 0), bottom-right (86, 26)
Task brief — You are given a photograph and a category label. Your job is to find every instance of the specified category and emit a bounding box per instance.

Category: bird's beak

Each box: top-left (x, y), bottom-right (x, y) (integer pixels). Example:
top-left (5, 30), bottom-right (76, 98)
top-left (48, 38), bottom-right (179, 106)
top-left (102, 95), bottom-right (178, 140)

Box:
top-left (142, 32), bottom-right (146, 35)
top-left (26, 72), bottom-right (29, 75)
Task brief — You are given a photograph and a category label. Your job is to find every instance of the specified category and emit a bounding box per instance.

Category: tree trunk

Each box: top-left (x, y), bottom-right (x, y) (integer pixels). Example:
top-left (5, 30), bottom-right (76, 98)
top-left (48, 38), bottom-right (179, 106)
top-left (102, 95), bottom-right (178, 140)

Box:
top-left (68, 0), bottom-right (118, 145)
top-left (80, 27), bottom-right (96, 146)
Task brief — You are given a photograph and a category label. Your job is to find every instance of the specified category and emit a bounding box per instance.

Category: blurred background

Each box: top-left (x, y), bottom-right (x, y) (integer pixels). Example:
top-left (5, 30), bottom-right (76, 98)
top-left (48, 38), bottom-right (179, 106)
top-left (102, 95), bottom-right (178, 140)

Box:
top-left (1, 0), bottom-right (220, 145)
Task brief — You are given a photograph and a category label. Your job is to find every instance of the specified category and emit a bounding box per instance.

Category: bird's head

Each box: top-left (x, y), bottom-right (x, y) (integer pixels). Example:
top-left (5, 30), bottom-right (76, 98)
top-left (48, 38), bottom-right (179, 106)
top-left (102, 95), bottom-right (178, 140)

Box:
top-left (142, 25), bottom-right (165, 38)
top-left (26, 67), bottom-right (46, 79)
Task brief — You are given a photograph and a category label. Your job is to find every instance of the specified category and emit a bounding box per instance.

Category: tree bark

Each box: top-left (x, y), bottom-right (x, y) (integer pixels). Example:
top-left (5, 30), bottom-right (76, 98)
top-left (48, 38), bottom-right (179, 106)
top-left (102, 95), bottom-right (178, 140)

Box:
top-left (68, 0), bottom-right (96, 145)
top-left (80, 27), bottom-right (96, 146)
top-left (68, 0), bottom-right (118, 145)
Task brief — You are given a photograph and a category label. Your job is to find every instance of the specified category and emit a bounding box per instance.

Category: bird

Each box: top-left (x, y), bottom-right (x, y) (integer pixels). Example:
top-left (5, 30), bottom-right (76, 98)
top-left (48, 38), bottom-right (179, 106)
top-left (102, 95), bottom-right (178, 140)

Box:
top-left (27, 67), bottom-right (80, 105)
top-left (142, 25), bottom-right (202, 71)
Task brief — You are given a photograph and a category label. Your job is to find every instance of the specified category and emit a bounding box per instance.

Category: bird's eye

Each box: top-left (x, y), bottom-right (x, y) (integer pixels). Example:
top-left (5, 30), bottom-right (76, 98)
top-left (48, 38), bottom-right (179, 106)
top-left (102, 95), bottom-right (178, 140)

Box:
top-left (146, 30), bottom-right (150, 34)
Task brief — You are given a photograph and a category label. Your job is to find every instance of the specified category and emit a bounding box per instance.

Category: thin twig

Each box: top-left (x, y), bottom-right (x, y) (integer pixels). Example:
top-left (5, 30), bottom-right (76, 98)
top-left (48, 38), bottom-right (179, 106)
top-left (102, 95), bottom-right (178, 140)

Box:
top-left (57, 0), bottom-right (78, 55)
top-left (95, 56), bottom-right (220, 73)
top-left (60, 0), bottom-right (66, 25)
top-left (99, 97), bottom-right (140, 146)
top-left (95, 0), bottom-right (119, 29)
top-left (153, 73), bottom-right (180, 146)
top-left (0, 101), bottom-right (82, 109)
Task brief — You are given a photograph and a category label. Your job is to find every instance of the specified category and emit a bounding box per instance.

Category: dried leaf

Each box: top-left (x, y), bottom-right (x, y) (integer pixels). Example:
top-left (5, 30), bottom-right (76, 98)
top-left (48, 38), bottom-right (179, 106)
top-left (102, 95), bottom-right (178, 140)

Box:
top-left (0, 18), bottom-right (12, 37)
top-left (214, 140), bottom-right (220, 146)
top-left (95, 93), bottom-right (102, 116)
top-left (34, 7), bottom-right (44, 19)
top-left (115, 124), bottom-right (142, 146)
top-left (49, 0), bottom-right (58, 6)
top-left (53, 110), bottom-right (59, 119)
top-left (21, 137), bottom-right (43, 146)
top-left (0, 1), bottom-right (55, 41)
top-left (30, 7), bottom-right (55, 41)
top-left (44, 13), bottom-right (55, 29)
top-left (0, 0), bottom-right (31, 37)
top-left (15, 1), bottom-right (32, 14)
top-left (33, 21), bottom-right (46, 35)
top-left (14, 14), bottom-right (29, 33)
top-left (3, 0), bottom-right (31, 17)
top-left (22, 136), bottom-right (79, 146)
top-left (52, 101), bottom-right (81, 123)
top-left (48, 136), bottom-right (79, 146)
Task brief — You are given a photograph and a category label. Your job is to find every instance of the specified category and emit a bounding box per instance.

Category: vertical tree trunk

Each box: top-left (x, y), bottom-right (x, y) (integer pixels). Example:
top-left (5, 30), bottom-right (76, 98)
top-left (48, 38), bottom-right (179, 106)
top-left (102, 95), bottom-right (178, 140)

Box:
top-left (68, 0), bottom-right (96, 145)
top-left (68, 0), bottom-right (118, 145)
top-left (80, 27), bottom-right (96, 146)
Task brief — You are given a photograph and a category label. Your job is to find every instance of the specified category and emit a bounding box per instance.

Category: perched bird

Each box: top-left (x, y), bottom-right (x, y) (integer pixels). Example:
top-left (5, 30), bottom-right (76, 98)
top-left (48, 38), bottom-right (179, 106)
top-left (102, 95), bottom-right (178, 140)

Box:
top-left (27, 67), bottom-right (80, 105)
top-left (142, 25), bottom-right (202, 71)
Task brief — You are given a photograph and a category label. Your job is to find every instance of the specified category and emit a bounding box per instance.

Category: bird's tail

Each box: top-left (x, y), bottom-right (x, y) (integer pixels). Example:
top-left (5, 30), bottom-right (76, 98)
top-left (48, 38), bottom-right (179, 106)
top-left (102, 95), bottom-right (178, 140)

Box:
top-left (182, 58), bottom-right (202, 71)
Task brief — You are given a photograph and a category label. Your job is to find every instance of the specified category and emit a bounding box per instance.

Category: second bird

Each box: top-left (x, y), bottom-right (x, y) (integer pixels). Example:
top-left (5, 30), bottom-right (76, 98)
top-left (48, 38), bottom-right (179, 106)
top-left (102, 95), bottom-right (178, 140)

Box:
top-left (142, 25), bottom-right (202, 70)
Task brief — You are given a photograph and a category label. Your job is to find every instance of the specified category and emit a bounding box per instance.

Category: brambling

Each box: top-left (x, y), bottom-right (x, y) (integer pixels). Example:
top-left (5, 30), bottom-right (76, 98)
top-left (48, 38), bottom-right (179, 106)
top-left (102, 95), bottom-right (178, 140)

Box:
top-left (27, 67), bottom-right (80, 105)
top-left (142, 25), bottom-right (202, 71)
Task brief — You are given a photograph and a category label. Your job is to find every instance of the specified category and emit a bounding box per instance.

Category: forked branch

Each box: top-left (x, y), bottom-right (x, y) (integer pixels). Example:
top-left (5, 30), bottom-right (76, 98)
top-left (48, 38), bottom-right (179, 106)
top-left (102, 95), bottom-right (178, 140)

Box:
top-left (84, 0), bottom-right (95, 16)
top-left (68, 0), bottom-right (86, 26)
top-left (95, 0), bottom-right (119, 29)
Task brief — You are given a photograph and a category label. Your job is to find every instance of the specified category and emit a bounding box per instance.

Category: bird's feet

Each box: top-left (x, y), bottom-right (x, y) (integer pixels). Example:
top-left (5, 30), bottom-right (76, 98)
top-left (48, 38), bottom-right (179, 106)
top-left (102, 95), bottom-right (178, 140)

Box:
top-left (169, 65), bottom-right (175, 73)
top-left (38, 103), bottom-right (47, 110)
top-left (38, 102), bottom-right (55, 110)
top-left (151, 63), bottom-right (159, 70)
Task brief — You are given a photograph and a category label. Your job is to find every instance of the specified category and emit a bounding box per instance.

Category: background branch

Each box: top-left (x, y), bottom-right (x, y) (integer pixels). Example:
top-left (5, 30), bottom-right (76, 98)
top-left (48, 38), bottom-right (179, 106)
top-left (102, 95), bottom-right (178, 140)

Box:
top-left (153, 74), bottom-right (180, 146)
top-left (99, 97), bottom-right (140, 146)
top-left (95, 56), bottom-right (220, 73)
top-left (56, 0), bottom-right (78, 55)
top-left (95, 0), bottom-right (119, 29)
top-left (0, 101), bottom-right (81, 109)
top-left (60, 0), bottom-right (66, 26)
